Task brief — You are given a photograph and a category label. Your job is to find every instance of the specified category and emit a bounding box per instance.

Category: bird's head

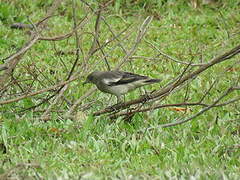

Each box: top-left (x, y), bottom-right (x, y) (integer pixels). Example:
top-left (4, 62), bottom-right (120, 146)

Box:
top-left (83, 71), bottom-right (99, 85)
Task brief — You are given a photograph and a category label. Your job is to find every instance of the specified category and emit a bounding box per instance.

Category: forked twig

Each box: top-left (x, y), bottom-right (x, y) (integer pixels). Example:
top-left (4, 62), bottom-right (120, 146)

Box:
top-left (93, 44), bottom-right (240, 116)
top-left (159, 86), bottom-right (240, 128)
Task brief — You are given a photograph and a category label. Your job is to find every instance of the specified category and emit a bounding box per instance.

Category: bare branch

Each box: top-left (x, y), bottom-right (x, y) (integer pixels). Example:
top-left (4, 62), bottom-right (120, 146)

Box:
top-left (0, 73), bottom-right (80, 105)
top-left (93, 44), bottom-right (240, 116)
top-left (115, 16), bottom-right (153, 69)
top-left (159, 86), bottom-right (239, 128)
top-left (145, 40), bottom-right (208, 66)
top-left (0, 0), bottom-right (64, 87)
top-left (64, 16), bottom-right (152, 116)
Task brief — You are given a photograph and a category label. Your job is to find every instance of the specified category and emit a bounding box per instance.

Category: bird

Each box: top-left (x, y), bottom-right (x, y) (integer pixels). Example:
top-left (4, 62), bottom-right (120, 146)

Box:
top-left (83, 70), bottom-right (161, 103)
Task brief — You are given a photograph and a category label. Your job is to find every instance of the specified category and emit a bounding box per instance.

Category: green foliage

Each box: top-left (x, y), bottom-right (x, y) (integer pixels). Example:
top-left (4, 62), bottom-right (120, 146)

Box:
top-left (0, 0), bottom-right (240, 179)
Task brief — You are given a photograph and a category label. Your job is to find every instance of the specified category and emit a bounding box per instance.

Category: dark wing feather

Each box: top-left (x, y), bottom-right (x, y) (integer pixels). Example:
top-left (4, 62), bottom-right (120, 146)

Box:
top-left (108, 71), bottom-right (147, 86)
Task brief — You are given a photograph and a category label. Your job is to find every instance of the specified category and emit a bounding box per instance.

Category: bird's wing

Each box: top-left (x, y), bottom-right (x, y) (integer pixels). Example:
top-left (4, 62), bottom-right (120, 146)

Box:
top-left (102, 71), bottom-right (147, 86)
top-left (101, 71), bottom-right (123, 85)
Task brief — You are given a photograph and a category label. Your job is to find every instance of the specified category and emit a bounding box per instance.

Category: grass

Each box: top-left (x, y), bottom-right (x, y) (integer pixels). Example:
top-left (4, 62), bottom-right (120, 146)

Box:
top-left (0, 0), bottom-right (240, 179)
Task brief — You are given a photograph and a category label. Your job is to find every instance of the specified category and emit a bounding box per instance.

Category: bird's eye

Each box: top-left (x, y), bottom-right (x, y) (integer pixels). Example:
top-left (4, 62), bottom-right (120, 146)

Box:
top-left (88, 76), bottom-right (93, 81)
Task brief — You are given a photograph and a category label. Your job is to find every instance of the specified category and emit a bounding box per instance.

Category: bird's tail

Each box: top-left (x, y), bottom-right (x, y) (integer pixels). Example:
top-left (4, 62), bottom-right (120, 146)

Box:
top-left (145, 78), bottom-right (161, 84)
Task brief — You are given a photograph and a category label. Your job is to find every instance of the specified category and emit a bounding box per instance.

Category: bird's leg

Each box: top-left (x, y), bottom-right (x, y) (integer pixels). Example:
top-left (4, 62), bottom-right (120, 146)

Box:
top-left (106, 95), bottom-right (123, 112)
top-left (140, 88), bottom-right (152, 103)
top-left (123, 95), bottom-right (126, 103)
top-left (117, 95), bottom-right (124, 105)
top-left (143, 87), bottom-right (147, 95)
top-left (107, 95), bottom-right (113, 106)
top-left (113, 95), bottom-right (124, 109)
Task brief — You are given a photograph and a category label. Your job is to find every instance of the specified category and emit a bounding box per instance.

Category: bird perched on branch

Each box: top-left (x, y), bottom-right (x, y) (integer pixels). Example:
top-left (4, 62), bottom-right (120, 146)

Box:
top-left (83, 71), bottom-right (161, 103)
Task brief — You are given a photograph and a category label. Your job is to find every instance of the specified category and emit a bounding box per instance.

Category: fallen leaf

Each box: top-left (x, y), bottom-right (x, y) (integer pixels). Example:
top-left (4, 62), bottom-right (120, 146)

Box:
top-left (169, 107), bottom-right (189, 113)
top-left (226, 67), bottom-right (239, 72)
top-left (49, 127), bottom-right (62, 134)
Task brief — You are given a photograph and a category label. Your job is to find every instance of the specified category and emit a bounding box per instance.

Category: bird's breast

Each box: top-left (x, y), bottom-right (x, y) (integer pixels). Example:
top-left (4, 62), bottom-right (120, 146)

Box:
top-left (96, 83), bottom-right (131, 96)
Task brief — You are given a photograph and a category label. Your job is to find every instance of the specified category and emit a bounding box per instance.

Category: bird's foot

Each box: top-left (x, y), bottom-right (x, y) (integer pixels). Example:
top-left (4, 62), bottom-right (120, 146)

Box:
top-left (106, 102), bottom-right (123, 112)
top-left (141, 93), bottom-right (152, 103)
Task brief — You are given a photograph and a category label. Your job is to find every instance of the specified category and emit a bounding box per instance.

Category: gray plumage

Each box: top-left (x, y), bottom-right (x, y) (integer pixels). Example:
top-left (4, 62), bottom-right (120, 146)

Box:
top-left (10, 23), bottom-right (34, 30)
top-left (84, 71), bottom-right (161, 103)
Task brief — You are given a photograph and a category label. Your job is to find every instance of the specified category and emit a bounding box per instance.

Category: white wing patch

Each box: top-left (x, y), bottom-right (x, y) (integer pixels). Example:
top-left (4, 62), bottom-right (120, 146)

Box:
top-left (102, 77), bottom-right (122, 85)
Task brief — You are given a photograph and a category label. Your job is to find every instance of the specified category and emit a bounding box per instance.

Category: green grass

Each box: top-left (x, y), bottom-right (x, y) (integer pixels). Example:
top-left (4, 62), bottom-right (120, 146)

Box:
top-left (0, 0), bottom-right (240, 179)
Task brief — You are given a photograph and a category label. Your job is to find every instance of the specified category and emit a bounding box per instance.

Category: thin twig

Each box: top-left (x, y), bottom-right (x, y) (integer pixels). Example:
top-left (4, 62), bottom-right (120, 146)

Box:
top-left (0, 73), bottom-right (80, 105)
top-left (0, 0), bottom-right (63, 87)
top-left (145, 40), bottom-right (208, 66)
top-left (93, 44), bottom-right (240, 116)
top-left (159, 86), bottom-right (238, 128)
top-left (115, 16), bottom-right (153, 69)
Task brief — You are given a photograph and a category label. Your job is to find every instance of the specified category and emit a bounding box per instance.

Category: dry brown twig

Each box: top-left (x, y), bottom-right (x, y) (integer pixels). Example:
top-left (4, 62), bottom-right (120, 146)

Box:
top-left (0, 0), bottom-right (64, 82)
top-left (115, 16), bottom-right (153, 69)
top-left (145, 40), bottom-right (208, 67)
top-left (63, 15), bottom-right (153, 117)
top-left (0, 0), bottom-right (134, 113)
top-left (0, 0), bottom-right (66, 116)
top-left (40, 0), bottom-right (84, 120)
top-left (149, 86), bottom-right (240, 129)
top-left (2, 1), bottom-right (104, 114)
top-left (93, 44), bottom-right (240, 116)
top-left (0, 73), bottom-right (80, 105)
top-left (1, 0), bottom-right (239, 126)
